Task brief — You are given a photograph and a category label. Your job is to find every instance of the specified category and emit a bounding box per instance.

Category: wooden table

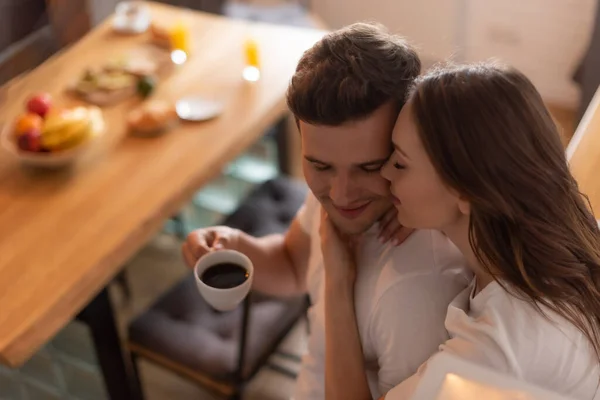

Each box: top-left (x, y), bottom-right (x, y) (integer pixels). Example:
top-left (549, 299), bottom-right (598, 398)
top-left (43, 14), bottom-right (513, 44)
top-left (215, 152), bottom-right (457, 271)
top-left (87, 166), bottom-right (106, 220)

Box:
top-left (568, 85), bottom-right (600, 213)
top-left (0, 2), bottom-right (324, 398)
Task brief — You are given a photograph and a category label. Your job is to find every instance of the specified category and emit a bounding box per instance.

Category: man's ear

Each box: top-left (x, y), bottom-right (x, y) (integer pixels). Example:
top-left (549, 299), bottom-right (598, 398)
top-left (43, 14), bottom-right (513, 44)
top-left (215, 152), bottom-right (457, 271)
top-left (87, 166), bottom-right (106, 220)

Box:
top-left (294, 116), bottom-right (301, 131)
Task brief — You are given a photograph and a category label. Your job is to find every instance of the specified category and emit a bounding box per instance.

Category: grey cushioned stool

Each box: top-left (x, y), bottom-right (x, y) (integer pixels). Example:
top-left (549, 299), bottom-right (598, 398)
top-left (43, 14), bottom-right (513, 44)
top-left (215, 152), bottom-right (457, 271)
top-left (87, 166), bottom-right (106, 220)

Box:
top-left (128, 178), bottom-right (309, 399)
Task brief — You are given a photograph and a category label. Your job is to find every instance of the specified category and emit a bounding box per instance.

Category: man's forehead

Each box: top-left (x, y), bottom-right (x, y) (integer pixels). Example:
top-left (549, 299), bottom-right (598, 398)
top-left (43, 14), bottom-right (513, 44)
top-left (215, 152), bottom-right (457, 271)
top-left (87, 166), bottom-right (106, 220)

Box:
top-left (303, 142), bottom-right (391, 166)
top-left (304, 153), bottom-right (389, 165)
top-left (302, 129), bottom-right (391, 163)
top-left (301, 124), bottom-right (391, 144)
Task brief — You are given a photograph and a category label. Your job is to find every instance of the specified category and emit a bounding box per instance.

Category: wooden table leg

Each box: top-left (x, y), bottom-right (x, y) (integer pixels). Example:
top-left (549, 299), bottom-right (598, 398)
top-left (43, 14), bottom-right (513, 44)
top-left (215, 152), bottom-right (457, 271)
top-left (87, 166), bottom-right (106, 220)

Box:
top-left (77, 287), bottom-right (144, 400)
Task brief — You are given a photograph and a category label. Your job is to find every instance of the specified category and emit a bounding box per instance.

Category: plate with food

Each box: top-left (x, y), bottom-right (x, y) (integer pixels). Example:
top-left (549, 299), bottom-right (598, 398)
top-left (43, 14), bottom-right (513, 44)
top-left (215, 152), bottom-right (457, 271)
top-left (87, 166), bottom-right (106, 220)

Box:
top-left (67, 50), bottom-right (172, 106)
top-left (68, 67), bottom-right (137, 106)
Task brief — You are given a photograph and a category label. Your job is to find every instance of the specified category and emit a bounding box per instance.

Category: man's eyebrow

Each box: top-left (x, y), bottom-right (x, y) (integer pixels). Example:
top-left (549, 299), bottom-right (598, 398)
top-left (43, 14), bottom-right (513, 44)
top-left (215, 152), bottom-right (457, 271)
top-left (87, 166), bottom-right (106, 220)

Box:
top-left (357, 158), bottom-right (390, 167)
top-left (305, 156), bottom-right (391, 167)
top-left (304, 156), bottom-right (328, 164)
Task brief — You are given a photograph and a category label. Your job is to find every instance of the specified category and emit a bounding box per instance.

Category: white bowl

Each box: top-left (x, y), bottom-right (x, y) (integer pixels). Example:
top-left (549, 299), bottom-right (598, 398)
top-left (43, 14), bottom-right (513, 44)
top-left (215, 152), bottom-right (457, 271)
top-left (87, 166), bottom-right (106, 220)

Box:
top-left (0, 108), bottom-right (105, 168)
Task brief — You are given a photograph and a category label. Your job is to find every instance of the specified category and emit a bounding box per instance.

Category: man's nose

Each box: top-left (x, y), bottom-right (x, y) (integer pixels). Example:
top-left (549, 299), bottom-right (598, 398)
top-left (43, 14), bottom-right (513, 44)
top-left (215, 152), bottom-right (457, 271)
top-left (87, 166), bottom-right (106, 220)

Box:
top-left (329, 172), bottom-right (357, 205)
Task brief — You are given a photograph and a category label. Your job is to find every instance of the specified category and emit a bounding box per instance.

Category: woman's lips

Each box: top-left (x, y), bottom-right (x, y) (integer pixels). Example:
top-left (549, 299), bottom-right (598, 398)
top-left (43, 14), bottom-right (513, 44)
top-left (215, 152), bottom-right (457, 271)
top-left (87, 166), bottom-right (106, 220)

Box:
top-left (391, 195), bottom-right (401, 205)
top-left (334, 202), bottom-right (371, 219)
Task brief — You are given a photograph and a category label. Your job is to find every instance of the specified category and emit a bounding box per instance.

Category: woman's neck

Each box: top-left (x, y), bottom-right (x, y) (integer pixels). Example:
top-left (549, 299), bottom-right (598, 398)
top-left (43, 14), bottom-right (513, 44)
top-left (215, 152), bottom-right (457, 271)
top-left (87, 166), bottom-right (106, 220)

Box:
top-left (443, 217), bottom-right (495, 294)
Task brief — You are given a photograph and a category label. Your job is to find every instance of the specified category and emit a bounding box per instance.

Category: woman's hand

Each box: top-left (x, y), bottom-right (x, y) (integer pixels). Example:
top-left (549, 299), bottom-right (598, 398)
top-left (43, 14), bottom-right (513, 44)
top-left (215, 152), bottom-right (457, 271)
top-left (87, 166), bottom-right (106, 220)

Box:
top-left (320, 209), bottom-right (360, 288)
top-left (378, 207), bottom-right (414, 246)
top-left (321, 208), bottom-right (373, 400)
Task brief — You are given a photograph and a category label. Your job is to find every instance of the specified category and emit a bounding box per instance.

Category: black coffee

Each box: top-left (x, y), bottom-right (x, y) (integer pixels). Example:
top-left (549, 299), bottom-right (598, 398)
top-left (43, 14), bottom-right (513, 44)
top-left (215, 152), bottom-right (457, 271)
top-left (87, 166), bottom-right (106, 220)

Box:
top-left (201, 263), bottom-right (249, 289)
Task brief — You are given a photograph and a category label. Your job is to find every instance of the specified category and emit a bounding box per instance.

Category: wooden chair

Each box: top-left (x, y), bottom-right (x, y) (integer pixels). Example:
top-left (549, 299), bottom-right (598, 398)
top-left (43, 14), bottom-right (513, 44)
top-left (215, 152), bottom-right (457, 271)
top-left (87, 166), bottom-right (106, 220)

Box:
top-left (128, 178), bottom-right (310, 399)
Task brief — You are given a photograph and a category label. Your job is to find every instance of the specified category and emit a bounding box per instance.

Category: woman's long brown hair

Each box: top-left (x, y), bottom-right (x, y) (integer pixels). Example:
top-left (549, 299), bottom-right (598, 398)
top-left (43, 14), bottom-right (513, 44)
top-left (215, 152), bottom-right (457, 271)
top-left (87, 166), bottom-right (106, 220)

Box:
top-left (410, 62), bottom-right (600, 359)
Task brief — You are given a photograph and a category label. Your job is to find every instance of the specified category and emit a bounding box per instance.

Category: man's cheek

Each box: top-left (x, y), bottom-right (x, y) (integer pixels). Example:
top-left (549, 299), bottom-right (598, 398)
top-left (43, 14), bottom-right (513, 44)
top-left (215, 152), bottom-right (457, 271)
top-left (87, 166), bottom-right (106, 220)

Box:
top-left (305, 174), bottom-right (329, 197)
top-left (363, 176), bottom-right (392, 197)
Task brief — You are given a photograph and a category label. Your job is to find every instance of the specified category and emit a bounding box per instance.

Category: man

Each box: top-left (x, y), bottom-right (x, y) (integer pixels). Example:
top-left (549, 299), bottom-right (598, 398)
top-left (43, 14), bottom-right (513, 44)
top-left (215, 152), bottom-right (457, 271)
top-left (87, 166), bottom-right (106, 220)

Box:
top-left (182, 22), bottom-right (469, 399)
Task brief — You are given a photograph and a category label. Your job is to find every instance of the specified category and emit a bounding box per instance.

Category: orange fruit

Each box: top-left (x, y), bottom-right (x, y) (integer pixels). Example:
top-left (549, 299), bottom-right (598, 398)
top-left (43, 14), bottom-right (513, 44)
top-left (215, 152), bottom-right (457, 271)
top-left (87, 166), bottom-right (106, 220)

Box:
top-left (15, 113), bottom-right (43, 136)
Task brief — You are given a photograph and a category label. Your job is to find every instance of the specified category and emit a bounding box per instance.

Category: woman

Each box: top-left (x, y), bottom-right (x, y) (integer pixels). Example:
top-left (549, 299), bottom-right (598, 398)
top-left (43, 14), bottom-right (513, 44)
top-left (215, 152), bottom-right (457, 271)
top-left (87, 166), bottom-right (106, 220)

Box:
top-left (321, 62), bottom-right (600, 399)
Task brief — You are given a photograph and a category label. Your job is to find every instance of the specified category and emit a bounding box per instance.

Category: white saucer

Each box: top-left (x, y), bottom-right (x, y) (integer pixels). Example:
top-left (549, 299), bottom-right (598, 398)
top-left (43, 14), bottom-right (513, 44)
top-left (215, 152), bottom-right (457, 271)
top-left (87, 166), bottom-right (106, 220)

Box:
top-left (176, 97), bottom-right (225, 122)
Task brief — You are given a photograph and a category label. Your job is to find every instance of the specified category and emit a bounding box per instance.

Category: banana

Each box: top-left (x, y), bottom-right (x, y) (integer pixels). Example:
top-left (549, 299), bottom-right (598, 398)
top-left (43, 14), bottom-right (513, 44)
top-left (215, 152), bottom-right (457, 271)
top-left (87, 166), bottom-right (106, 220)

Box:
top-left (44, 119), bottom-right (93, 150)
top-left (41, 107), bottom-right (99, 150)
top-left (43, 107), bottom-right (89, 134)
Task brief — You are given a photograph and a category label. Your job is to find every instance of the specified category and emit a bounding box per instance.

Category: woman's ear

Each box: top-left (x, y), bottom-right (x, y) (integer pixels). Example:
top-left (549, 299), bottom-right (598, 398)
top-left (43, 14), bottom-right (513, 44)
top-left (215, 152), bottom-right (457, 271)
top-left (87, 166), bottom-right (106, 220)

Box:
top-left (458, 197), bottom-right (471, 216)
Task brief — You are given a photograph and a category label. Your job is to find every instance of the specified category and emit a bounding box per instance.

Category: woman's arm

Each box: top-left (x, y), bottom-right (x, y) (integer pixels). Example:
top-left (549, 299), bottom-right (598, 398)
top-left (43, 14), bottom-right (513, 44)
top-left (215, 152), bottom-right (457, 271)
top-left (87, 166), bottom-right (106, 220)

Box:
top-left (325, 277), bottom-right (372, 399)
top-left (320, 210), bottom-right (373, 400)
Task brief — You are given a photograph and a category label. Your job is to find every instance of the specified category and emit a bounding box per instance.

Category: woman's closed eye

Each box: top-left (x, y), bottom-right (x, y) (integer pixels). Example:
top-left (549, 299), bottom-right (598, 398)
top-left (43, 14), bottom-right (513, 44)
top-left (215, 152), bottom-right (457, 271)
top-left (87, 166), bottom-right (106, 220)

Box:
top-left (389, 151), bottom-right (407, 170)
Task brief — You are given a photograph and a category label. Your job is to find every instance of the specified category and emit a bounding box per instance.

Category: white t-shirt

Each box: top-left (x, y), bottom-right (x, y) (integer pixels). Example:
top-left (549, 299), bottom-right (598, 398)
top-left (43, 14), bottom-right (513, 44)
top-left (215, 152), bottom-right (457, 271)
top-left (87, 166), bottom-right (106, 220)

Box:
top-left (386, 280), bottom-right (600, 400)
top-left (292, 193), bottom-right (470, 400)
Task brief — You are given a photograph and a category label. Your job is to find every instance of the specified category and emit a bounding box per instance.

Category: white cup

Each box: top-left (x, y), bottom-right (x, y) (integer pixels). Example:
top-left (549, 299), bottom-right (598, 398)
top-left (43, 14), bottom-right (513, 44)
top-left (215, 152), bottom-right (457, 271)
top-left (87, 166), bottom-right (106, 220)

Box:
top-left (194, 250), bottom-right (254, 312)
top-left (113, 1), bottom-right (150, 34)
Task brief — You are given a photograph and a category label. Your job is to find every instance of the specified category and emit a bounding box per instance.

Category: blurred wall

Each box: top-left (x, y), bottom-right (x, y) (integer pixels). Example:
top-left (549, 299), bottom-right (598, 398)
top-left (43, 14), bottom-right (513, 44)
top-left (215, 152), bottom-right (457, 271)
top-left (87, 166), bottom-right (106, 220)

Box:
top-left (314, 0), bottom-right (597, 108)
top-left (88, 0), bottom-right (121, 26)
top-left (0, 0), bottom-right (47, 53)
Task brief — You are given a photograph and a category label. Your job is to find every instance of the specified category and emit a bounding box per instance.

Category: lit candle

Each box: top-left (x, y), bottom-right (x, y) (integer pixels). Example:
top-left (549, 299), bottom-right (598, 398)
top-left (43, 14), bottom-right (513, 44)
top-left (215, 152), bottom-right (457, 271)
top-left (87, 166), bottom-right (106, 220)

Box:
top-left (243, 38), bottom-right (261, 82)
top-left (244, 39), bottom-right (260, 68)
top-left (170, 21), bottom-right (190, 64)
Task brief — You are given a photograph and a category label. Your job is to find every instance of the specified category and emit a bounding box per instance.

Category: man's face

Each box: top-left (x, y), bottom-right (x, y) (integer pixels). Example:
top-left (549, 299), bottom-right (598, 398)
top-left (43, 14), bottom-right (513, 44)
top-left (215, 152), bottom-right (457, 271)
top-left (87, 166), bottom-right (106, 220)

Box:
top-left (300, 103), bottom-right (397, 235)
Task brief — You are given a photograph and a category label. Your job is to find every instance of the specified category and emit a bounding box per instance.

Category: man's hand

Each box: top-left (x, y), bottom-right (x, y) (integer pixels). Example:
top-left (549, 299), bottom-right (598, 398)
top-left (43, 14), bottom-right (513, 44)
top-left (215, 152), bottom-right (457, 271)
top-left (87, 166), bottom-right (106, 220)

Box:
top-left (378, 207), bottom-right (414, 246)
top-left (181, 226), bottom-right (241, 269)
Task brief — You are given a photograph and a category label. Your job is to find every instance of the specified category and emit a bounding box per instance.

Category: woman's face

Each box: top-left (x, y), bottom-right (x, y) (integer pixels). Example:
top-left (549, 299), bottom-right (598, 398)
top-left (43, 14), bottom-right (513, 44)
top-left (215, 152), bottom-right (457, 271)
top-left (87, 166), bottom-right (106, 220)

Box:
top-left (381, 101), bottom-right (468, 231)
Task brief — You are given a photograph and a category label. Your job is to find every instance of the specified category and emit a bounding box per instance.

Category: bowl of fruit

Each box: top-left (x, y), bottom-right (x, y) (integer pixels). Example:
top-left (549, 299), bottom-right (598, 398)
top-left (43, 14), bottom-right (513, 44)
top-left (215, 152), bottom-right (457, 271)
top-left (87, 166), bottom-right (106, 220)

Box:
top-left (1, 93), bottom-right (105, 168)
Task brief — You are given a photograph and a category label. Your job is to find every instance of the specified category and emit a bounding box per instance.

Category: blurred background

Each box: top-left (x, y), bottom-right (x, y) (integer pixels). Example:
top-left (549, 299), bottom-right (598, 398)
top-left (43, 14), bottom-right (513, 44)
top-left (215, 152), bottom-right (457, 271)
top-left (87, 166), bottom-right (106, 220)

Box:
top-left (2, 0), bottom-right (596, 129)
top-left (1, 1), bottom-right (598, 399)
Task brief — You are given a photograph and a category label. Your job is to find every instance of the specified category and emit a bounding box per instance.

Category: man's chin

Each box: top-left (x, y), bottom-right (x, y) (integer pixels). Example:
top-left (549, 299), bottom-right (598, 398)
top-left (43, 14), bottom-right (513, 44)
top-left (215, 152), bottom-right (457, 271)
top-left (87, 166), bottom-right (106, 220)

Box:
top-left (320, 199), bottom-right (391, 235)
top-left (327, 213), bottom-right (376, 235)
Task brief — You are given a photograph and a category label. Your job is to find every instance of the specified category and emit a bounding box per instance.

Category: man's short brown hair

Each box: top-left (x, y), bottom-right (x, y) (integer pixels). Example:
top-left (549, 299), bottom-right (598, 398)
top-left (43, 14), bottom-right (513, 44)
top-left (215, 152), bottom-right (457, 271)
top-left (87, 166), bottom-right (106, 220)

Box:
top-left (286, 22), bottom-right (421, 126)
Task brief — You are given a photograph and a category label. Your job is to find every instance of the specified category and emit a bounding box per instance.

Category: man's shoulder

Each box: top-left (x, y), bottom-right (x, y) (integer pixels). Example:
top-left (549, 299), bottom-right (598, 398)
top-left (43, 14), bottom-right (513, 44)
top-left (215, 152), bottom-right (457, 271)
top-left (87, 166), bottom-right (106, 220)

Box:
top-left (382, 229), bottom-right (467, 279)
top-left (368, 230), bottom-right (470, 315)
top-left (373, 265), bottom-right (469, 308)
top-left (295, 191), bottom-right (321, 235)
